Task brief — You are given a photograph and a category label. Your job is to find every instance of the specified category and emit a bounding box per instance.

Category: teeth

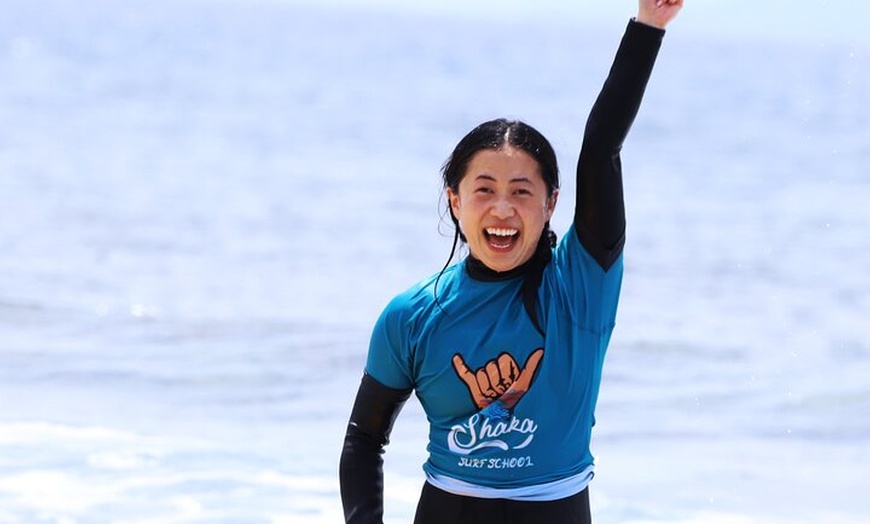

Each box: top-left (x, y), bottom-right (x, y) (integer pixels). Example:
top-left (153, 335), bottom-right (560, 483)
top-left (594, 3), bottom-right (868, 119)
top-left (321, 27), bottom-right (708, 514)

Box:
top-left (486, 227), bottom-right (518, 237)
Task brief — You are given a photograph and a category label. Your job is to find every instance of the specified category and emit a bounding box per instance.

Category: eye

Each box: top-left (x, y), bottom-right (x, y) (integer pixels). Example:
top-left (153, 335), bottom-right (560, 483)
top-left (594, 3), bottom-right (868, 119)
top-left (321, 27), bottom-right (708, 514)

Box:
top-left (475, 187), bottom-right (494, 194)
top-left (514, 188), bottom-right (532, 196)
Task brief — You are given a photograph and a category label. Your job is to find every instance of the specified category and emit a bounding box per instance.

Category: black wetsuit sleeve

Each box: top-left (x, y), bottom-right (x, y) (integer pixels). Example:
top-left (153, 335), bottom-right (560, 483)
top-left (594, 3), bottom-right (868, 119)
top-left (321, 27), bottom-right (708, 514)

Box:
top-left (339, 373), bottom-right (413, 524)
top-left (575, 20), bottom-right (665, 270)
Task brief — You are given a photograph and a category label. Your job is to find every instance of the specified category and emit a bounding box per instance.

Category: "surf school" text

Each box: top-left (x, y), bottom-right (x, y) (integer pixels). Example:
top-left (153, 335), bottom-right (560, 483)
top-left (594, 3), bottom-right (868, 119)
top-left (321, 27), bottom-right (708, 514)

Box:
top-left (457, 456), bottom-right (535, 470)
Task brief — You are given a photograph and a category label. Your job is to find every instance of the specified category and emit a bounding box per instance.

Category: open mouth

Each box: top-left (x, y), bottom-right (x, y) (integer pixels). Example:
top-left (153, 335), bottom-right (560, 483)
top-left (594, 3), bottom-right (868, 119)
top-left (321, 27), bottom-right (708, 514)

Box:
top-left (484, 227), bottom-right (519, 251)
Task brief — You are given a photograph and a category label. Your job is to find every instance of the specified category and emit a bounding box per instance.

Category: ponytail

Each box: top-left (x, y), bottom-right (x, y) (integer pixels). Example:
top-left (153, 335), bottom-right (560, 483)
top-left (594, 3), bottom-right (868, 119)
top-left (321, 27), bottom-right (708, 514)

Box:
top-left (521, 225), bottom-right (556, 337)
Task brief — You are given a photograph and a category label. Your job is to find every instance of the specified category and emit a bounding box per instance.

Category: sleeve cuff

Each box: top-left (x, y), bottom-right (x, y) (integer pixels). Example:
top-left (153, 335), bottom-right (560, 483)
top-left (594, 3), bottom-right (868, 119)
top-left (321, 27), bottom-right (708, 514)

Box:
top-left (628, 17), bottom-right (667, 38)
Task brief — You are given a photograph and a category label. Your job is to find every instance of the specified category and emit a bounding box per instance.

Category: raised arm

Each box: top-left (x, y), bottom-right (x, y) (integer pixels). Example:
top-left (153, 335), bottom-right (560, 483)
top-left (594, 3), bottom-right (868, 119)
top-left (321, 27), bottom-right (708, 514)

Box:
top-left (574, 0), bottom-right (682, 270)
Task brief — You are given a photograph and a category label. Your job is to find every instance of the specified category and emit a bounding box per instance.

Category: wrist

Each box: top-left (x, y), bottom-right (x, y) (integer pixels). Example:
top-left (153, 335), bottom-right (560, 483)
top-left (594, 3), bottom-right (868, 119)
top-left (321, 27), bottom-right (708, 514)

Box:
top-left (633, 14), bottom-right (666, 30)
top-left (631, 16), bottom-right (667, 32)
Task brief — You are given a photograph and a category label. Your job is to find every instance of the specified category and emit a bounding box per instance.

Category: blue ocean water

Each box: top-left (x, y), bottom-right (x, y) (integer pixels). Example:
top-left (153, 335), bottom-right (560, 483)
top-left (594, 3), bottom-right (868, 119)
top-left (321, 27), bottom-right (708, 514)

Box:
top-left (1, 1), bottom-right (868, 522)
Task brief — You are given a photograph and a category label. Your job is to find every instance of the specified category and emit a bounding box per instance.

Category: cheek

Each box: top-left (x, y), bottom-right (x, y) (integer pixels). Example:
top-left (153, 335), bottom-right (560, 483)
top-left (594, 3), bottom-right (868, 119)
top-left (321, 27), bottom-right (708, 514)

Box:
top-left (451, 199), bottom-right (467, 221)
top-left (448, 192), bottom-right (462, 219)
top-left (533, 200), bottom-right (553, 223)
top-left (546, 194), bottom-right (557, 215)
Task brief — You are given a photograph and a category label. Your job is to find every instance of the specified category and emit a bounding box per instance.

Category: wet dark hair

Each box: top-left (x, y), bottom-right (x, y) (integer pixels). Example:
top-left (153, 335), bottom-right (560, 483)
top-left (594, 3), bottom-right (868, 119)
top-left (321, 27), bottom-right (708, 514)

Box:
top-left (436, 118), bottom-right (560, 336)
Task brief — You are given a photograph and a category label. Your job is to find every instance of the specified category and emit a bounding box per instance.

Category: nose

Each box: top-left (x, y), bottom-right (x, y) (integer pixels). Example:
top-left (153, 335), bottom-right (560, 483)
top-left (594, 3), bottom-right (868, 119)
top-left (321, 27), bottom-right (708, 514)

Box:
top-left (490, 197), bottom-right (515, 219)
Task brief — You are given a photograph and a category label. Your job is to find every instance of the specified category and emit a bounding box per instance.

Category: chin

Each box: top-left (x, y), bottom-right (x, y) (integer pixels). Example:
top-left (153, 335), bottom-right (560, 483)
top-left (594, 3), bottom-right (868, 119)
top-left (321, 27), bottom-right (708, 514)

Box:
top-left (473, 244), bottom-right (534, 273)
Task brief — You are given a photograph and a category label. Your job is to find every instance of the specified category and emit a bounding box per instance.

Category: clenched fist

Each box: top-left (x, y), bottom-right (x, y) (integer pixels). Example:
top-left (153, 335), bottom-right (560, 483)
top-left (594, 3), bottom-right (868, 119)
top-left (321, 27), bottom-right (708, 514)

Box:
top-left (637, 0), bottom-right (683, 30)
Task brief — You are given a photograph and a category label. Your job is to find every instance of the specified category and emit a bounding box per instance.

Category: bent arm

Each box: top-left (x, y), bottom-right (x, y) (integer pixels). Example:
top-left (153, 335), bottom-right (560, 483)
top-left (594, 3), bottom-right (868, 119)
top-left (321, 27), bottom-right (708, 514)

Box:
top-left (574, 20), bottom-right (665, 270)
top-left (339, 373), bottom-right (412, 524)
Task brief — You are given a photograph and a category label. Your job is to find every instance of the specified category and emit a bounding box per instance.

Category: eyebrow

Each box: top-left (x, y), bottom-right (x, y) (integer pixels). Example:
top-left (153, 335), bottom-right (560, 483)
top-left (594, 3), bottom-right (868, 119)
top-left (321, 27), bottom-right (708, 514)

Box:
top-left (473, 174), bottom-right (535, 184)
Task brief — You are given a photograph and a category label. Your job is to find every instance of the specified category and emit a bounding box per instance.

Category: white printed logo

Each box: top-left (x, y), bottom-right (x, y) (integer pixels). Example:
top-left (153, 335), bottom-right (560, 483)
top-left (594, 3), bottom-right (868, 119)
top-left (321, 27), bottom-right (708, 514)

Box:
top-left (448, 412), bottom-right (538, 455)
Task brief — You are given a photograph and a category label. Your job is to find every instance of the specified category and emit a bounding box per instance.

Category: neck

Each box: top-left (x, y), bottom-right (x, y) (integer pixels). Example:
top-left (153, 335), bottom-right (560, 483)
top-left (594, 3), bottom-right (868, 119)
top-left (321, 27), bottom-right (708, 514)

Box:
top-left (464, 255), bottom-right (532, 282)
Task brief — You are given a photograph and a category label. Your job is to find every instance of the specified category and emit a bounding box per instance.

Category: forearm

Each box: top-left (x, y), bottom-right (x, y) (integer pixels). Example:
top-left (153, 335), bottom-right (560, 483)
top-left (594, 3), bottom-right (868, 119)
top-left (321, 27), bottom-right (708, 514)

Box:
top-left (574, 20), bottom-right (665, 269)
top-left (340, 427), bottom-right (386, 524)
top-left (339, 373), bottom-right (412, 524)
top-left (583, 19), bottom-right (664, 155)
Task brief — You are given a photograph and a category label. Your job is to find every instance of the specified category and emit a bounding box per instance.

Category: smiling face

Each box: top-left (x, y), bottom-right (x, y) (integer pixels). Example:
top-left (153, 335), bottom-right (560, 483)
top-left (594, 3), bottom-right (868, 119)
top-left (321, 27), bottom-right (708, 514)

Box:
top-left (447, 146), bottom-right (558, 273)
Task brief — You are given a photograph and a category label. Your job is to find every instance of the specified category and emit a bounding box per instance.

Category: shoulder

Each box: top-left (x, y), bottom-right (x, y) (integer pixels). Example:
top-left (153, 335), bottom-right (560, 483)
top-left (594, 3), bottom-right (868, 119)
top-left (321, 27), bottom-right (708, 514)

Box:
top-left (543, 224), bottom-right (624, 330)
top-left (547, 223), bottom-right (624, 300)
top-left (552, 224), bottom-right (623, 273)
top-left (367, 269), bottom-right (455, 390)
top-left (378, 263), bottom-right (461, 325)
top-left (367, 264), bottom-right (460, 383)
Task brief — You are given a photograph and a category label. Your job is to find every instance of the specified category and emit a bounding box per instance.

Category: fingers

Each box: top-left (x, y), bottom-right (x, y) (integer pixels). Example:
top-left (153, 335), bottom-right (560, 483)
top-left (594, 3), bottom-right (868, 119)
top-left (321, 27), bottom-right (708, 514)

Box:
top-left (497, 353), bottom-right (520, 384)
top-left (452, 353), bottom-right (474, 382)
top-left (477, 366), bottom-right (500, 397)
top-left (493, 348), bottom-right (545, 410)
top-left (454, 350), bottom-right (544, 411)
top-left (480, 353), bottom-right (519, 396)
top-left (484, 360), bottom-right (504, 395)
top-left (515, 348), bottom-right (545, 391)
top-left (453, 354), bottom-right (490, 408)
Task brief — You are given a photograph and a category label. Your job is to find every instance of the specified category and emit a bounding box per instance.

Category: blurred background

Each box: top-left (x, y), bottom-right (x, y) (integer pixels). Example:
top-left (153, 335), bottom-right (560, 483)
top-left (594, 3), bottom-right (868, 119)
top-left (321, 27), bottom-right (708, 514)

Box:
top-left (1, 0), bottom-right (868, 522)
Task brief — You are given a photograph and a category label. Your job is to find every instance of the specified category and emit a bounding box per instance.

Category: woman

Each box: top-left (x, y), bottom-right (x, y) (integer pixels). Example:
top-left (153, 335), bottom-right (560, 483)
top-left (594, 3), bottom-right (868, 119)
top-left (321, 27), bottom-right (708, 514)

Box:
top-left (340, 2), bottom-right (683, 522)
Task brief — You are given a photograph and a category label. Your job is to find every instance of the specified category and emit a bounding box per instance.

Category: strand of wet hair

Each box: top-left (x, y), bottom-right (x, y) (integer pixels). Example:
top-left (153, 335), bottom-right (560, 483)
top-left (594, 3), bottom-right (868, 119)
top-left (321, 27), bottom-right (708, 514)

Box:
top-left (521, 226), bottom-right (556, 337)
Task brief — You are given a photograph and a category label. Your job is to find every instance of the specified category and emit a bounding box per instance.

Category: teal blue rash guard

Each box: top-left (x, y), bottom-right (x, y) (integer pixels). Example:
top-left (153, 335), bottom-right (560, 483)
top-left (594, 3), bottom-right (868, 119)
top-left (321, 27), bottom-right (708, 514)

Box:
top-left (341, 18), bottom-right (666, 514)
top-left (366, 223), bottom-right (622, 497)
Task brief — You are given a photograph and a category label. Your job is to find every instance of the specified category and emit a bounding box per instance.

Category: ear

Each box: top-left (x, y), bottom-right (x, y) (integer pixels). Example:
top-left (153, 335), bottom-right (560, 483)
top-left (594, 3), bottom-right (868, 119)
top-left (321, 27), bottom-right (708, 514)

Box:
top-left (446, 186), bottom-right (461, 218)
top-left (545, 189), bottom-right (559, 220)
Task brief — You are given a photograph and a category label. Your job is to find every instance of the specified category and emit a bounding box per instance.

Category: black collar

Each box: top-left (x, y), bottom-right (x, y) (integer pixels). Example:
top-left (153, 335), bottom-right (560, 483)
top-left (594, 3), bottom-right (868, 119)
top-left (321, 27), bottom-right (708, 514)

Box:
top-left (464, 255), bottom-right (533, 282)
